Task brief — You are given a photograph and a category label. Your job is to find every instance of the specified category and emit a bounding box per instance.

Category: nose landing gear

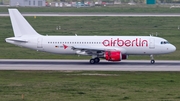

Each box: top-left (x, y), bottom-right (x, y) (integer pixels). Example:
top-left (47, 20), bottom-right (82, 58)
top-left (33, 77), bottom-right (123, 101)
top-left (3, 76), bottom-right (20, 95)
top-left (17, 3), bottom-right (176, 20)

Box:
top-left (150, 55), bottom-right (155, 64)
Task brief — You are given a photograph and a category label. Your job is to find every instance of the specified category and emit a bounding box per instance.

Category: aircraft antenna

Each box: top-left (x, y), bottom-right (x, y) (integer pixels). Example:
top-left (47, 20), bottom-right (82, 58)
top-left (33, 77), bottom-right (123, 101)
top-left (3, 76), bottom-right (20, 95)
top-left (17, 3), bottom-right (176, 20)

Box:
top-left (156, 32), bottom-right (158, 36)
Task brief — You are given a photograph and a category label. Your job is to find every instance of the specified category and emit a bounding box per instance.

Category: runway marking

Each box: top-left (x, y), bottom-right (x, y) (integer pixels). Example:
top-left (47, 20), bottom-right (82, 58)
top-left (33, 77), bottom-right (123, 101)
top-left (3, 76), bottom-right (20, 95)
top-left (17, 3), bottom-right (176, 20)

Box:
top-left (0, 59), bottom-right (180, 71)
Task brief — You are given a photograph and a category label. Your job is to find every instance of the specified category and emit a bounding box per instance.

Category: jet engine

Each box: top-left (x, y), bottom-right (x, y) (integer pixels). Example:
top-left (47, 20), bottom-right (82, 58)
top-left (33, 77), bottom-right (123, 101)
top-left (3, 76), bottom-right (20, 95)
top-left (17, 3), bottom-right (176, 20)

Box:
top-left (104, 51), bottom-right (128, 61)
top-left (104, 51), bottom-right (122, 61)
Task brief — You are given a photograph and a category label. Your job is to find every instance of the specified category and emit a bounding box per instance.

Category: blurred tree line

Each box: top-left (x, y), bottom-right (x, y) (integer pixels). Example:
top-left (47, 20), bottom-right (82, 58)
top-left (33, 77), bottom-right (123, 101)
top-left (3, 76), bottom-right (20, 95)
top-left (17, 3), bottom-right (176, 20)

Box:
top-left (49, 0), bottom-right (180, 3)
top-left (2, 0), bottom-right (180, 3)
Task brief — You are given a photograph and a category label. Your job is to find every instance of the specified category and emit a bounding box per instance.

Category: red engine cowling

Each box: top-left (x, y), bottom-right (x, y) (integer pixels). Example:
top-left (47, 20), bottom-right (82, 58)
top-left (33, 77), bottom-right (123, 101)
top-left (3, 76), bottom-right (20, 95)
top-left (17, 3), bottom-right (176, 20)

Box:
top-left (122, 54), bottom-right (128, 60)
top-left (104, 51), bottom-right (122, 61)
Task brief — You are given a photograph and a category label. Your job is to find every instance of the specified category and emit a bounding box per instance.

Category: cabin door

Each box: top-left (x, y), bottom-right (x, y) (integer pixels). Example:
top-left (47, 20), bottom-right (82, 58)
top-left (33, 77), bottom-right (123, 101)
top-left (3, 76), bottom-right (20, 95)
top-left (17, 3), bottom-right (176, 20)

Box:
top-left (37, 37), bottom-right (43, 48)
top-left (149, 38), bottom-right (155, 49)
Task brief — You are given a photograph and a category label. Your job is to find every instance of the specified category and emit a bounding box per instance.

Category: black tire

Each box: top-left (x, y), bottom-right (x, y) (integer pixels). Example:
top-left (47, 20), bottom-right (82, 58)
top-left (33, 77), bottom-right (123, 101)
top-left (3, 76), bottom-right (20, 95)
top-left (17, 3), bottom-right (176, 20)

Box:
top-left (90, 59), bottom-right (95, 64)
top-left (94, 58), bottom-right (100, 63)
top-left (151, 60), bottom-right (155, 64)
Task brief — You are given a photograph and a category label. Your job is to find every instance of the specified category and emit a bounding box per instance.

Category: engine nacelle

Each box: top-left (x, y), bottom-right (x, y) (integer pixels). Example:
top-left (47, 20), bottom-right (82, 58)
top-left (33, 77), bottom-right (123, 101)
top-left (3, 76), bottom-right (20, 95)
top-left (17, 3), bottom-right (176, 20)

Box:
top-left (104, 51), bottom-right (122, 61)
top-left (122, 54), bottom-right (128, 60)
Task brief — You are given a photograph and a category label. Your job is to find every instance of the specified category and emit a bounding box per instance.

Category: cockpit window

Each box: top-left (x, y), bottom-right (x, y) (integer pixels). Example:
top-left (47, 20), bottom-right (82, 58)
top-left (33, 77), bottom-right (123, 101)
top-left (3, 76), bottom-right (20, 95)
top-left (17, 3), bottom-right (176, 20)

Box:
top-left (161, 41), bottom-right (170, 44)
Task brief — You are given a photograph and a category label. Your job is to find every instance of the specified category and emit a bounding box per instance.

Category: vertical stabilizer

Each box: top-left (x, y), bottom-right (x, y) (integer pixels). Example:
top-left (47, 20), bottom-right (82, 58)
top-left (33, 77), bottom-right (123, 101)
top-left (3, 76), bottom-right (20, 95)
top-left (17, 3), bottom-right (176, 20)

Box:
top-left (8, 9), bottom-right (40, 37)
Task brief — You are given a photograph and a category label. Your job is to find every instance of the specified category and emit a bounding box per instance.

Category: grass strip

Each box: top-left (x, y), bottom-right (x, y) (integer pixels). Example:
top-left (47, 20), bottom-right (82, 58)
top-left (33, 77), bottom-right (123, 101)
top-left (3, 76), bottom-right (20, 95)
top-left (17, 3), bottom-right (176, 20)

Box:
top-left (0, 71), bottom-right (180, 101)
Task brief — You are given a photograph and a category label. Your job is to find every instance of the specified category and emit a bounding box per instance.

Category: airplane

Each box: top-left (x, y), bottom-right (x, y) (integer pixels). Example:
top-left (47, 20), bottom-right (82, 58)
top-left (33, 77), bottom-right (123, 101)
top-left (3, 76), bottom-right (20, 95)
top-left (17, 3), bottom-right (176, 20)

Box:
top-left (6, 9), bottom-right (176, 64)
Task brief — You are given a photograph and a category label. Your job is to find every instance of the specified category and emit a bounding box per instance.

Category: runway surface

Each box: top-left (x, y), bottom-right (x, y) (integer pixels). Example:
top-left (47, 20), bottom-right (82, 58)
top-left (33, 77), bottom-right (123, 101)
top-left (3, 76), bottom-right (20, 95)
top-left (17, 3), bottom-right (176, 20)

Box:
top-left (0, 59), bottom-right (180, 71)
top-left (1, 13), bottom-right (180, 17)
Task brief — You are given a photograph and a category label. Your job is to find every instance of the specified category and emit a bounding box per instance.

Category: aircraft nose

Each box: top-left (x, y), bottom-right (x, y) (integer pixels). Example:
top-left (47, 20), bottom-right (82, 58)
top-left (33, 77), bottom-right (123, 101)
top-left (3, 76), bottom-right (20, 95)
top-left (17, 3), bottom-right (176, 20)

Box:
top-left (170, 44), bottom-right (176, 52)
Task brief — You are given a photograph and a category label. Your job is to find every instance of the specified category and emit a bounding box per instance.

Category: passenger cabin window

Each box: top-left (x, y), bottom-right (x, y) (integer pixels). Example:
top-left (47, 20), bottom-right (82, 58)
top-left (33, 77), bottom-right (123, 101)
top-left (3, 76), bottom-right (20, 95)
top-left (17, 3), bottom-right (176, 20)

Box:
top-left (48, 41), bottom-right (102, 45)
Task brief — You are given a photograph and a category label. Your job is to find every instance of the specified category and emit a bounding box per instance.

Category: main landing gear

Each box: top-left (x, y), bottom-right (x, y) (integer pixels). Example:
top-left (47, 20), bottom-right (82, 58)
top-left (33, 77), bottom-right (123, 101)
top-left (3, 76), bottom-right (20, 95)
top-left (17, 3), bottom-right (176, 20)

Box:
top-left (150, 55), bottom-right (155, 64)
top-left (90, 57), bottom-right (100, 64)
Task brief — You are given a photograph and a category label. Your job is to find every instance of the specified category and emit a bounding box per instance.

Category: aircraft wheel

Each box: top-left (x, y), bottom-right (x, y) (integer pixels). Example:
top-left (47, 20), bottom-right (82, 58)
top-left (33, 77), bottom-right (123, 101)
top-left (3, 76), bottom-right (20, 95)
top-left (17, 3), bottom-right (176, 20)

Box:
top-left (94, 58), bottom-right (100, 63)
top-left (151, 60), bottom-right (155, 64)
top-left (90, 59), bottom-right (95, 64)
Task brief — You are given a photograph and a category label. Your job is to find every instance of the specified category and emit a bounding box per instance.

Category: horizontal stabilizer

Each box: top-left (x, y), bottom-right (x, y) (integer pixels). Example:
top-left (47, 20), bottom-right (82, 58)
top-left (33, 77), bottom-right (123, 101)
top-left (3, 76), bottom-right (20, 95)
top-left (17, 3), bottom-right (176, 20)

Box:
top-left (5, 37), bottom-right (28, 43)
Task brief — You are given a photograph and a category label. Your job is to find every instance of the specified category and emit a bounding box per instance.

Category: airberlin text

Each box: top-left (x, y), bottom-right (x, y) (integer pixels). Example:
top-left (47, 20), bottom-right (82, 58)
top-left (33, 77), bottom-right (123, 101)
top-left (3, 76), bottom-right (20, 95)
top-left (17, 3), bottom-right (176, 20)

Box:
top-left (102, 38), bottom-right (148, 47)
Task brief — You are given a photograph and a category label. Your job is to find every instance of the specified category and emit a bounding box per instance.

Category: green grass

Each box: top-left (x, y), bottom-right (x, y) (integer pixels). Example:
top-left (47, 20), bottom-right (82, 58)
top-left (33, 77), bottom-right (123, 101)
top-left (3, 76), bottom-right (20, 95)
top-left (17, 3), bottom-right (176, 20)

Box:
top-left (0, 71), bottom-right (180, 101)
top-left (0, 16), bottom-right (180, 59)
top-left (1, 6), bottom-right (180, 13)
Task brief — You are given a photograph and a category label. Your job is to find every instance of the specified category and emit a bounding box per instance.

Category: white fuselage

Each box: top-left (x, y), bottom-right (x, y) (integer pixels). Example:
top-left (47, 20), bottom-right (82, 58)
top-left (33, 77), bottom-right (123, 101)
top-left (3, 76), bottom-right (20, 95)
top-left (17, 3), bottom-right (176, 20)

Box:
top-left (6, 35), bottom-right (176, 55)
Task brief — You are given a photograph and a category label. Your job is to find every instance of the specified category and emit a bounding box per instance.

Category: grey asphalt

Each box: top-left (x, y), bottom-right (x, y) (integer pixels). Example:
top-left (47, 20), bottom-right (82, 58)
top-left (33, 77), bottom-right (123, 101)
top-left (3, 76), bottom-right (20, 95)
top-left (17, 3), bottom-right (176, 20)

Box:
top-left (0, 59), bottom-right (180, 71)
top-left (1, 13), bottom-right (180, 17)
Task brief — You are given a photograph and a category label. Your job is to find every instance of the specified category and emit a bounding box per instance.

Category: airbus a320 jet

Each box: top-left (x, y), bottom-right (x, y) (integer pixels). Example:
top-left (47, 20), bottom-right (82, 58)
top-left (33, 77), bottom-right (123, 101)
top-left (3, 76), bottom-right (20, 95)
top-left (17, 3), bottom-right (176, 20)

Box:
top-left (6, 9), bottom-right (176, 64)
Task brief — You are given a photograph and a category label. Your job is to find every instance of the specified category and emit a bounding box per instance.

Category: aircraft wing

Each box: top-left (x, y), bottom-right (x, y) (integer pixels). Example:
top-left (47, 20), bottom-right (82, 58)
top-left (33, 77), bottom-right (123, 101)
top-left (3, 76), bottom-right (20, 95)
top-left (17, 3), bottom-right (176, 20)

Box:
top-left (72, 45), bottom-right (126, 55)
top-left (72, 46), bottom-right (110, 51)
